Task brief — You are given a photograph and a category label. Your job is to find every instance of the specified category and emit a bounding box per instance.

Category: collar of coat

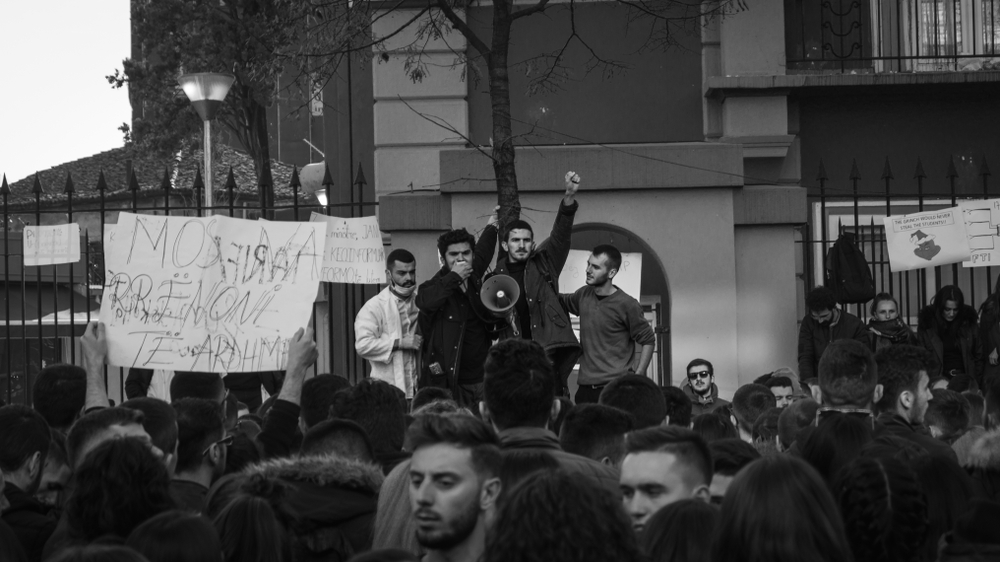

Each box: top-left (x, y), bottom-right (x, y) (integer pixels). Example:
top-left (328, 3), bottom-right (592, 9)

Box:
top-left (244, 453), bottom-right (384, 494)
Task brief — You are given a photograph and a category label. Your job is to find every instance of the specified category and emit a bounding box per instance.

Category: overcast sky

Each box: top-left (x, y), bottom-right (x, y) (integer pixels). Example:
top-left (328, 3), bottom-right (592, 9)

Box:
top-left (0, 0), bottom-right (132, 185)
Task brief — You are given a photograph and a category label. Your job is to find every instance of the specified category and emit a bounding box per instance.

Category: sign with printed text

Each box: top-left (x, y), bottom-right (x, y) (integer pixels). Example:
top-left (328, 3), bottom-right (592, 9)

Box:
top-left (559, 249), bottom-right (642, 299)
top-left (99, 213), bottom-right (327, 372)
top-left (23, 224), bottom-right (81, 266)
top-left (961, 199), bottom-right (1000, 268)
top-left (309, 213), bottom-right (385, 284)
top-left (884, 207), bottom-right (970, 272)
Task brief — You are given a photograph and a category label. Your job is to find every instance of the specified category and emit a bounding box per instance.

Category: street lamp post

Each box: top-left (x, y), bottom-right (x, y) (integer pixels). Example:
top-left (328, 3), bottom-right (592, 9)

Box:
top-left (178, 72), bottom-right (235, 215)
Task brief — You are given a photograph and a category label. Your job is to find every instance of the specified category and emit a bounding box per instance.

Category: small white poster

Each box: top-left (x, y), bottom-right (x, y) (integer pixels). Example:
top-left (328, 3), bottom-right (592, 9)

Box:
top-left (23, 224), bottom-right (81, 266)
top-left (961, 199), bottom-right (1000, 268)
top-left (309, 213), bottom-right (385, 284)
top-left (558, 249), bottom-right (643, 299)
top-left (884, 207), bottom-right (971, 272)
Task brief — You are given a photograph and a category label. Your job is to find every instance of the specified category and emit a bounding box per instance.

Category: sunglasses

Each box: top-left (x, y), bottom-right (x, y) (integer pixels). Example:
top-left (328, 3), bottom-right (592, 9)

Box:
top-left (688, 371), bottom-right (711, 380)
top-left (201, 434), bottom-right (235, 457)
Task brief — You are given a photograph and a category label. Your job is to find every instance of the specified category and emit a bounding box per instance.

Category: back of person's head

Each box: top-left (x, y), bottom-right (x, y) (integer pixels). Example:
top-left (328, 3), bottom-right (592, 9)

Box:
top-left (48, 545), bottom-right (150, 562)
top-left (329, 379), bottom-right (406, 454)
top-left (66, 407), bottom-right (145, 468)
top-left (170, 372), bottom-right (225, 403)
top-left (800, 414), bottom-right (874, 484)
top-left (691, 412), bottom-right (738, 442)
top-left (0, 405), bottom-right (51, 489)
top-left (598, 375), bottom-right (666, 429)
top-left (121, 398), bottom-right (178, 458)
top-left (751, 407), bottom-right (782, 444)
top-left (483, 471), bottom-right (642, 562)
top-left (731, 384), bottom-right (776, 433)
top-left (407, 413), bottom-right (501, 479)
top-left (411, 387), bottom-right (453, 412)
top-left (225, 432), bottom-right (261, 474)
top-left (300, 418), bottom-right (376, 462)
top-left (835, 456), bottom-right (928, 562)
top-left (708, 439), bottom-right (760, 477)
top-left (498, 449), bottom-right (560, 499)
top-left (925, 388), bottom-right (971, 442)
top-left (559, 404), bottom-right (635, 465)
top-left (126, 510), bottom-right (222, 562)
top-left (817, 339), bottom-right (879, 408)
top-left (806, 286), bottom-right (838, 312)
top-left (172, 398), bottom-right (225, 474)
top-left (778, 398), bottom-right (820, 449)
top-left (33, 364), bottom-right (86, 431)
top-left (213, 479), bottom-right (293, 562)
top-left (412, 399), bottom-right (465, 417)
top-left (301, 374), bottom-right (351, 428)
top-left (912, 454), bottom-right (979, 561)
top-left (713, 455), bottom-right (852, 562)
top-left (483, 339), bottom-right (555, 430)
top-left (661, 386), bottom-right (693, 427)
top-left (948, 372), bottom-right (979, 394)
top-left (640, 499), bottom-right (718, 562)
top-left (875, 344), bottom-right (936, 414)
top-left (68, 437), bottom-right (175, 541)
top-left (625, 426), bottom-right (713, 487)
top-left (963, 391), bottom-right (986, 427)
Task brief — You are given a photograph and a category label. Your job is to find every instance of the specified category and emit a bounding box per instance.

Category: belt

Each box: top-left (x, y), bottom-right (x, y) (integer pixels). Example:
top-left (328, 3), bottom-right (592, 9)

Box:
top-left (577, 382), bottom-right (608, 390)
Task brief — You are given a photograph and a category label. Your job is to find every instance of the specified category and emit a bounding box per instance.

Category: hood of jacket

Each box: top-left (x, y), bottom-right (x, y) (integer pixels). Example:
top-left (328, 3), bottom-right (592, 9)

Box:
top-left (918, 303), bottom-right (979, 332)
top-left (682, 381), bottom-right (720, 404)
top-left (245, 454), bottom-right (384, 495)
top-left (968, 428), bottom-right (1000, 470)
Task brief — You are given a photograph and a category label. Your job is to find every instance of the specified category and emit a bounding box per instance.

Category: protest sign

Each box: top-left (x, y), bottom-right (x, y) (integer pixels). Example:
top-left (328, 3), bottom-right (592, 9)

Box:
top-left (309, 213), bottom-right (385, 284)
top-left (99, 213), bottom-right (327, 372)
top-left (23, 224), bottom-right (81, 266)
top-left (961, 199), bottom-right (1000, 268)
top-left (559, 249), bottom-right (643, 299)
top-left (883, 208), bottom-right (970, 272)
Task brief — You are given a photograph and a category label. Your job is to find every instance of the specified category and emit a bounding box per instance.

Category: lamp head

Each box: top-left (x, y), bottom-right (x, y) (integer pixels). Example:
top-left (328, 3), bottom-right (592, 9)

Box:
top-left (178, 73), bottom-right (235, 121)
top-left (300, 162), bottom-right (330, 206)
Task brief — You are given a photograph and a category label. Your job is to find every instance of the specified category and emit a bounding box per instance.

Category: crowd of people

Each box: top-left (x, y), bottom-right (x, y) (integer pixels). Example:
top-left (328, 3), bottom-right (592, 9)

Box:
top-left (3, 172), bottom-right (1000, 562)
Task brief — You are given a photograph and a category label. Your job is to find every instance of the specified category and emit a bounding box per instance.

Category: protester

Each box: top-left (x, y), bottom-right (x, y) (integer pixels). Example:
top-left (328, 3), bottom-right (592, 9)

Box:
top-left (32, 365), bottom-right (86, 434)
top-left (777, 397), bottom-right (819, 452)
top-left (763, 376), bottom-right (795, 408)
top-left (356, 249), bottom-right (422, 398)
top-left (912, 454), bottom-right (980, 562)
top-left (34, 430), bottom-right (71, 512)
top-left (126, 510), bottom-right (223, 562)
top-left (968, 427), bottom-right (1000, 501)
top-left (980, 277), bottom-right (1000, 387)
top-left (917, 285), bottom-right (983, 381)
top-left (120, 398), bottom-right (179, 476)
top-left (410, 387), bottom-right (452, 413)
top-left (925, 388), bottom-right (972, 444)
top-left (558, 404), bottom-right (635, 466)
top-left (812, 339), bottom-right (880, 416)
top-left (683, 359), bottom-right (730, 415)
top-left (800, 414), bottom-right (873, 485)
top-left (866, 292), bottom-right (917, 351)
top-left (299, 418), bottom-right (377, 460)
top-left (0, 405), bottom-right (56, 562)
top-left (598, 374), bottom-right (665, 429)
top-left (691, 412), bottom-right (739, 443)
top-left (954, 391), bottom-right (988, 466)
top-left (661, 386), bottom-right (693, 427)
top-left (212, 476), bottom-right (294, 562)
top-left (639, 499), bottom-right (718, 562)
top-left (750, 407), bottom-right (781, 454)
top-left (170, 372), bottom-right (227, 403)
top-left (299, 374), bottom-right (351, 430)
top-left (798, 287), bottom-right (868, 380)
top-left (730, 384), bottom-right (776, 442)
top-left (558, 244), bottom-right (655, 403)
top-left (706, 439), bottom-right (759, 503)
top-left (171, 398), bottom-right (229, 514)
top-left (496, 449), bottom-right (560, 499)
top-left (329, 379), bottom-right (409, 474)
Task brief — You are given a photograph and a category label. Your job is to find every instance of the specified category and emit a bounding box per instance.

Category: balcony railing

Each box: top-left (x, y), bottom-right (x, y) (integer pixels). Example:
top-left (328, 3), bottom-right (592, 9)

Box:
top-left (786, 0), bottom-right (1000, 73)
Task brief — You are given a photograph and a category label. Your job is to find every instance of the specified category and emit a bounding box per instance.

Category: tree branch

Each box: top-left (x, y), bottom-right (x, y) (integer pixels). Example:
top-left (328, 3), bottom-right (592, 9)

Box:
top-left (433, 0), bottom-right (491, 59)
top-left (511, 0), bottom-right (552, 20)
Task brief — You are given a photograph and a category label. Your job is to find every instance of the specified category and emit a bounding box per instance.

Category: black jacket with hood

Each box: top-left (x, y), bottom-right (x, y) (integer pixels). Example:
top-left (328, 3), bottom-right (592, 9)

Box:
top-left (917, 304), bottom-right (983, 381)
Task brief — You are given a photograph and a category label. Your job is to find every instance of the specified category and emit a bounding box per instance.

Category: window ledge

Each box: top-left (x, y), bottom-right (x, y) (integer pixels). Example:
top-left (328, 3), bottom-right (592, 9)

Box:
top-left (705, 70), bottom-right (1000, 97)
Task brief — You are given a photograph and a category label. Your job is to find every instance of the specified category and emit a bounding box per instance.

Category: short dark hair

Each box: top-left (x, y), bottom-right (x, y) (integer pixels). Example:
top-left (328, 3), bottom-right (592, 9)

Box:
top-left (806, 286), bottom-right (838, 312)
top-left (924, 389), bottom-right (971, 442)
top-left (300, 418), bottom-right (376, 462)
top-left (559, 404), bottom-right (635, 464)
top-left (126, 509), bottom-right (223, 562)
top-left (33, 364), bottom-right (86, 430)
top-left (503, 220), bottom-right (534, 243)
top-left (765, 376), bottom-right (793, 390)
top-left (752, 407), bottom-right (783, 443)
top-left (686, 359), bottom-right (714, 376)
top-left (692, 412), bottom-right (739, 443)
top-left (731, 384), bottom-right (777, 432)
top-left (437, 228), bottom-right (476, 258)
top-left (818, 339), bottom-right (878, 407)
top-left (947, 373), bottom-right (979, 394)
top-left (592, 244), bottom-right (622, 272)
top-left (408, 414), bottom-right (502, 479)
top-left (778, 398), bottom-right (820, 449)
top-left (599, 375), bottom-right (666, 429)
top-left (963, 391), bottom-right (986, 427)
top-left (0, 405), bottom-right (51, 476)
top-left (170, 372), bottom-right (224, 402)
top-left (386, 248), bottom-right (416, 268)
top-left (172, 398), bottom-right (225, 473)
top-left (300, 374), bottom-right (351, 428)
top-left (624, 426), bottom-right (713, 486)
top-left (875, 345), bottom-right (936, 414)
top-left (121, 398), bottom-right (179, 457)
top-left (709, 438), bottom-right (761, 476)
top-left (67, 407), bottom-right (145, 468)
top-left (483, 339), bottom-right (555, 430)
top-left (411, 387), bottom-right (453, 412)
top-left (662, 386), bottom-right (693, 427)
top-left (329, 379), bottom-right (406, 453)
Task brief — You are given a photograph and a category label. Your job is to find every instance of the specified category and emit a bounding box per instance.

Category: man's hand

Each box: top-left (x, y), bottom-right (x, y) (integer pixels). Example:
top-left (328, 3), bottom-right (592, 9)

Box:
top-left (487, 205), bottom-right (500, 227)
top-left (563, 171), bottom-right (580, 204)
top-left (286, 327), bottom-right (318, 377)
top-left (991, 348), bottom-right (998, 365)
top-left (451, 260), bottom-right (473, 281)
top-left (81, 321), bottom-right (107, 368)
top-left (398, 334), bottom-right (423, 351)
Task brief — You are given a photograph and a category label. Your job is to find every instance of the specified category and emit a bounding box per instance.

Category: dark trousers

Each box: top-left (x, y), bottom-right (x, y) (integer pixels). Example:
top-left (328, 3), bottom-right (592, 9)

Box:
top-left (574, 383), bottom-right (607, 405)
top-left (455, 382), bottom-right (485, 410)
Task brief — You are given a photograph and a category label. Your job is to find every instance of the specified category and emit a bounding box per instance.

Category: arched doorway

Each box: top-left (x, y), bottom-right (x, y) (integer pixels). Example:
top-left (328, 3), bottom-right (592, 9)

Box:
top-left (567, 223), bottom-right (672, 387)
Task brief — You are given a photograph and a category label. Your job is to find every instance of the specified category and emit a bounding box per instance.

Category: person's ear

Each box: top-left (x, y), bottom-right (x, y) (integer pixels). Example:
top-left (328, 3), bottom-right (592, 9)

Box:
top-left (27, 451), bottom-right (43, 480)
top-left (872, 384), bottom-right (884, 406)
top-left (663, 415), bottom-right (670, 427)
top-left (599, 456), bottom-right (613, 466)
top-left (811, 385), bottom-right (823, 404)
top-left (501, 240), bottom-right (509, 253)
top-left (900, 389), bottom-right (914, 411)
top-left (550, 398), bottom-right (562, 421)
top-left (479, 402), bottom-right (492, 426)
top-left (608, 268), bottom-right (619, 280)
top-left (692, 484), bottom-right (711, 504)
top-left (928, 425), bottom-right (943, 438)
top-left (480, 476), bottom-right (502, 510)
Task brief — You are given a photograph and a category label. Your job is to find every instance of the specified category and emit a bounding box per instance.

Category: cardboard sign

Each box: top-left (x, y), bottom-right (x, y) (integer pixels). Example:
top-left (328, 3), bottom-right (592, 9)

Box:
top-left (884, 208), bottom-right (971, 272)
top-left (23, 224), bottom-right (81, 266)
top-left (559, 249), bottom-right (643, 299)
top-left (99, 213), bottom-right (327, 372)
top-left (961, 199), bottom-right (1000, 268)
top-left (309, 213), bottom-right (385, 284)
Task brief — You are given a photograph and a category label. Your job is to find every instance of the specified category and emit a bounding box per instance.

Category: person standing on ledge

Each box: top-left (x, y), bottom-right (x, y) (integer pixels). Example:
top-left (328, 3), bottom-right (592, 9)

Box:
top-left (798, 286), bottom-right (868, 380)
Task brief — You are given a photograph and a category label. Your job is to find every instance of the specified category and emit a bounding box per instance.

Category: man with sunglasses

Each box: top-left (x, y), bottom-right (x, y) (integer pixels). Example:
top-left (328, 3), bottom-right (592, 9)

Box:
top-left (170, 398), bottom-right (231, 514)
top-left (683, 359), bottom-right (730, 416)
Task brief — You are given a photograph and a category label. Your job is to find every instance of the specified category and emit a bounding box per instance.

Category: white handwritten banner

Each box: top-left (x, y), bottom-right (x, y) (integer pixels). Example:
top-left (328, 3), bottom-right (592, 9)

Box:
top-left (309, 213), bottom-right (385, 284)
top-left (961, 199), bottom-right (1000, 268)
top-left (558, 249), bottom-right (642, 299)
top-left (24, 224), bottom-right (81, 266)
top-left (99, 213), bottom-right (327, 372)
top-left (884, 207), bottom-right (970, 272)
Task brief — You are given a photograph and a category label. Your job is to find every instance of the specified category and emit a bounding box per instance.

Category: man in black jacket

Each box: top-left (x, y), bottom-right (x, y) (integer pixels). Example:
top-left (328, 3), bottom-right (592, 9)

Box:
top-left (416, 208), bottom-right (499, 408)
top-left (0, 406), bottom-right (56, 562)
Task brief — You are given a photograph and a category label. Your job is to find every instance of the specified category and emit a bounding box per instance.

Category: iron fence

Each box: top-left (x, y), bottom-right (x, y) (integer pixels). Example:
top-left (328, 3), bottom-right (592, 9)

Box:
top-left (1, 162), bottom-right (376, 406)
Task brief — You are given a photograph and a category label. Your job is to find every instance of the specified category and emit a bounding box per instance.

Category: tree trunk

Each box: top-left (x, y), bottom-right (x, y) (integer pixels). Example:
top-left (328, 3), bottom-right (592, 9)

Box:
top-left (247, 101), bottom-right (275, 210)
top-left (489, 0), bottom-right (520, 228)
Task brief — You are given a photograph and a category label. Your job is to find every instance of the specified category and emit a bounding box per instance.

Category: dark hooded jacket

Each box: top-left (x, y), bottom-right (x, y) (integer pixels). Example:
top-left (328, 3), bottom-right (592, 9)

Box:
top-left (1, 483), bottom-right (57, 562)
top-left (245, 454), bottom-right (384, 562)
top-left (797, 309), bottom-right (868, 380)
top-left (917, 304), bottom-right (983, 381)
top-left (874, 412), bottom-right (959, 462)
top-left (968, 428), bottom-right (1000, 503)
top-left (493, 200), bottom-right (581, 391)
top-left (682, 382), bottom-right (731, 416)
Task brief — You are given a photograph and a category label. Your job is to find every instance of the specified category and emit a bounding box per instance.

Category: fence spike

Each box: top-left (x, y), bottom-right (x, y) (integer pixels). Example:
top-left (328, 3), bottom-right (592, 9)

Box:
top-left (192, 167), bottom-right (204, 191)
top-left (0, 174), bottom-right (9, 195)
top-left (849, 159), bottom-right (862, 180)
top-left (946, 156), bottom-right (959, 179)
top-left (128, 169), bottom-right (140, 192)
top-left (258, 166), bottom-right (273, 190)
top-left (32, 173), bottom-right (43, 194)
top-left (816, 159), bottom-right (828, 181)
top-left (981, 155), bottom-right (992, 178)
top-left (289, 166), bottom-right (301, 190)
top-left (160, 167), bottom-right (172, 191)
top-left (224, 166), bottom-right (237, 191)
top-left (64, 171), bottom-right (75, 194)
top-left (880, 157), bottom-right (894, 180)
top-left (914, 157), bottom-right (927, 179)
top-left (354, 163), bottom-right (367, 187)
top-left (95, 170), bottom-right (108, 191)
top-left (322, 162), bottom-right (335, 188)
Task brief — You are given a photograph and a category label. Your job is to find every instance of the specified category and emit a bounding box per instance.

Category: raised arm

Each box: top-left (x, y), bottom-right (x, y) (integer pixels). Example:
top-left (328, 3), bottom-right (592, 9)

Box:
top-left (81, 321), bottom-right (111, 411)
top-left (537, 172), bottom-right (580, 275)
top-left (473, 206), bottom-right (499, 278)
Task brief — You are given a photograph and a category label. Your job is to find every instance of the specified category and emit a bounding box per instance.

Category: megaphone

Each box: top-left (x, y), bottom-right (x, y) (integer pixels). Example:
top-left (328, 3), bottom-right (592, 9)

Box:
top-left (480, 275), bottom-right (520, 317)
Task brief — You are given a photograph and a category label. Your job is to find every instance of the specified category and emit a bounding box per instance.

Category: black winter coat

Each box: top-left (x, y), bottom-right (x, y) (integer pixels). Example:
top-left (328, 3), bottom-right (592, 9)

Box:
top-left (917, 304), bottom-right (983, 381)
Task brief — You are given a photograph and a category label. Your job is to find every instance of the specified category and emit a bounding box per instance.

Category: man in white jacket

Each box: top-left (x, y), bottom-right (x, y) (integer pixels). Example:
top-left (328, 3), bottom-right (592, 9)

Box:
top-left (355, 249), bottom-right (422, 398)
